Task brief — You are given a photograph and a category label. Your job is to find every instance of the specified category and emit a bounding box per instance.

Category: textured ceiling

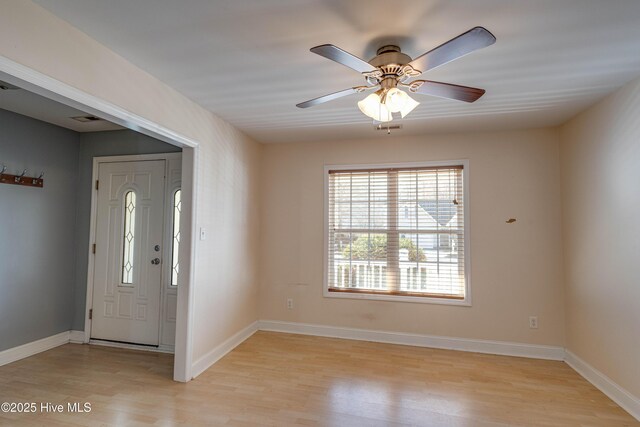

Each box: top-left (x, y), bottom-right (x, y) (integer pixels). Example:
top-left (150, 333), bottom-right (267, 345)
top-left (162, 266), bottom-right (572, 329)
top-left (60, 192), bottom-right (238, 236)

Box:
top-left (34, 0), bottom-right (640, 143)
top-left (0, 80), bottom-right (122, 132)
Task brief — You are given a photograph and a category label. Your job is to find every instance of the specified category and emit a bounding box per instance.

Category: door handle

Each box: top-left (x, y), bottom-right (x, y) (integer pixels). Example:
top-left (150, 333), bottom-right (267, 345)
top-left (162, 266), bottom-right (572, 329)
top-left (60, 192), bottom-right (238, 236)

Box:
top-left (151, 258), bottom-right (161, 265)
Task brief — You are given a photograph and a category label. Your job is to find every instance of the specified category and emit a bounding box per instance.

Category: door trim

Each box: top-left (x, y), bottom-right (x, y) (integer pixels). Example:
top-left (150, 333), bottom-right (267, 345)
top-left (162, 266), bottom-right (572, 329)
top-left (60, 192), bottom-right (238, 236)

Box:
top-left (0, 55), bottom-right (197, 382)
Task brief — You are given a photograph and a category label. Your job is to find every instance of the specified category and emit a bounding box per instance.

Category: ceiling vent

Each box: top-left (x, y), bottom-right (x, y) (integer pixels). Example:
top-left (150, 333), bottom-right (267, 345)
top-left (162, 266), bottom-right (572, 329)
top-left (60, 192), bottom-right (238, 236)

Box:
top-left (375, 124), bottom-right (402, 130)
top-left (0, 80), bottom-right (20, 91)
top-left (71, 115), bottom-right (103, 123)
top-left (374, 124), bottom-right (402, 133)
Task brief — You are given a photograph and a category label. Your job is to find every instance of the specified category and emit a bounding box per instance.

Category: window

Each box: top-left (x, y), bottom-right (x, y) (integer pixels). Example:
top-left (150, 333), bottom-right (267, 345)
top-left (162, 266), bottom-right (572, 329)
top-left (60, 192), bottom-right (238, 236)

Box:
top-left (171, 189), bottom-right (181, 286)
top-left (325, 161), bottom-right (469, 304)
top-left (122, 190), bottom-right (136, 285)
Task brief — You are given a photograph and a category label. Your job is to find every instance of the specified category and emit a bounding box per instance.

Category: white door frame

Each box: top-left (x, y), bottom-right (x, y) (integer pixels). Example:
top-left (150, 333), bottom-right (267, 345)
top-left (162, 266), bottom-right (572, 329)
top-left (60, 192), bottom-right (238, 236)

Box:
top-left (86, 153), bottom-right (181, 351)
top-left (0, 56), bottom-right (197, 382)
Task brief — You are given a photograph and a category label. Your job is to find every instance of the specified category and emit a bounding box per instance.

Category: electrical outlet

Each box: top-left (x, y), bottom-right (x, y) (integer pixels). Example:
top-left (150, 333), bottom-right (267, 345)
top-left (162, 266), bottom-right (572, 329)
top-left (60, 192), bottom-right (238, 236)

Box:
top-left (529, 316), bottom-right (539, 329)
top-left (287, 298), bottom-right (293, 310)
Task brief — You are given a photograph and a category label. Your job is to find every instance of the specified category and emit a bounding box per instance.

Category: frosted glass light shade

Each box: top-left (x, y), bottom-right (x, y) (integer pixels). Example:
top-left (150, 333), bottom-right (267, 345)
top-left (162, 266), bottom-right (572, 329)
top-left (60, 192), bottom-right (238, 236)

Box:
top-left (385, 88), bottom-right (405, 112)
top-left (358, 92), bottom-right (392, 122)
top-left (398, 94), bottom-right (419, 118)
top-left (385, 88), bottom-right (420, 117)
top-left (358, 88), bottom-right (419, 122)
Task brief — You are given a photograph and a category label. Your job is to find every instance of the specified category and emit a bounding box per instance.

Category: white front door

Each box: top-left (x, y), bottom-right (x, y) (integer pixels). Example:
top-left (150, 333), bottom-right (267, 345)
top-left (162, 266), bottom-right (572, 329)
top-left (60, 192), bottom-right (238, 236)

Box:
top-left (91, 160), bottom-right (166, 346)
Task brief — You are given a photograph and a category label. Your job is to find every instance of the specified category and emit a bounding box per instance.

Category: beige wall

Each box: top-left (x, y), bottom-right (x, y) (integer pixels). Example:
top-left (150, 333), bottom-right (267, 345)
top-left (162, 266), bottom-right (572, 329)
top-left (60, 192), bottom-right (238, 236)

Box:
top-left (192, 121), bottom-right (261, 362)
top-left (260, 128), bottom-right (565, 346)
top-left (0, 1), bottom-right (261, 376)
top-left (560, 76), bottom-right (640, 397)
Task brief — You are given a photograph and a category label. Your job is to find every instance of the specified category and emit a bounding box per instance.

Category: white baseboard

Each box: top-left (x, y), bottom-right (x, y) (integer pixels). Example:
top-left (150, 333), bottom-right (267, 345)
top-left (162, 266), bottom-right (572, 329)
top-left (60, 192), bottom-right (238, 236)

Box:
top-left (191, 321), bottom-right (259, 379)
top-left (565, 350), bottom-right (640, 421)
top-left (69, 330), bottom-right (86, 344)
top-left (0, 331), bottom-right (72, 367)
top-left (258, 320), bottom-right (565, 361)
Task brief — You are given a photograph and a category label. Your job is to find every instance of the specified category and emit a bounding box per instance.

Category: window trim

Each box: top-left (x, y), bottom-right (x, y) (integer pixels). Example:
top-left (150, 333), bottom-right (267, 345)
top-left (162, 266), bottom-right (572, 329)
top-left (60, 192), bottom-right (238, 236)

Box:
top-left (323, 160), bottom-right (471, 306)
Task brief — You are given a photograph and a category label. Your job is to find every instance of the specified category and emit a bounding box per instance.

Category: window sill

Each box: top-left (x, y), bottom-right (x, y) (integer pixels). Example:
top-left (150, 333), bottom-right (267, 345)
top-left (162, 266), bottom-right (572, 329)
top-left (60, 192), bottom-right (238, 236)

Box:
top-left (324, 288), bottom-right (471, 306)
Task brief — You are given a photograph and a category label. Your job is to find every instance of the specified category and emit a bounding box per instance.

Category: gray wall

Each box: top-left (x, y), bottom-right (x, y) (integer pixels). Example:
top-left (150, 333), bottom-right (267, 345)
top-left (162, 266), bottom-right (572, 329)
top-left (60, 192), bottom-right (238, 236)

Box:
top-left (72, 130), bottom-right (181, 330)
top-left (0, 109), bottom-right (79, 351)
top-left (0, 110), bottom-right (181, 349)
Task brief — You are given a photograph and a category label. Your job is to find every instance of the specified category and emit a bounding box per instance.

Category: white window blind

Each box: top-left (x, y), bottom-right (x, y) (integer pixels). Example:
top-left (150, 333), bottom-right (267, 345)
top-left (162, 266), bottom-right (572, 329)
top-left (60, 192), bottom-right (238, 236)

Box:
top-left (327, 164), bottom-right (467, 300)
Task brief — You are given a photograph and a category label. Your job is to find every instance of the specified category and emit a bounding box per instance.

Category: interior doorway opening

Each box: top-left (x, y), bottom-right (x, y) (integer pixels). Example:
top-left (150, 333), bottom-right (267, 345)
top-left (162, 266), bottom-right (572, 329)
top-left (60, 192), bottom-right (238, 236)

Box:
top-left (0, 61), bottom-right (197, 382)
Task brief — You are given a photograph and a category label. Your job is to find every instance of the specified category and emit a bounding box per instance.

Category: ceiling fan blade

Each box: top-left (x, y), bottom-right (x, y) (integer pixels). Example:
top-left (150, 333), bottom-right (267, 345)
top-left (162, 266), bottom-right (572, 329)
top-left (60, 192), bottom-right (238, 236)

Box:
top-left (296, 87), bottom-right (365, 108)
top-left (408, 27), bottom-right (496, 74)
top-left (310, 44), bottom-right (377, 74)
top-left (408, 80), bottom-right (486, 103)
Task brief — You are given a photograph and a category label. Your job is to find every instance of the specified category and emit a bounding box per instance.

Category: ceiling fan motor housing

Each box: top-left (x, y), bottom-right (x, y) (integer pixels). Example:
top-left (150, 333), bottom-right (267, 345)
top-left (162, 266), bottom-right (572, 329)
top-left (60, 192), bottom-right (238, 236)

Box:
top-left (369, 45), bottom-right (412, 70)
top-left (367, 45), bottom-right (415, 87)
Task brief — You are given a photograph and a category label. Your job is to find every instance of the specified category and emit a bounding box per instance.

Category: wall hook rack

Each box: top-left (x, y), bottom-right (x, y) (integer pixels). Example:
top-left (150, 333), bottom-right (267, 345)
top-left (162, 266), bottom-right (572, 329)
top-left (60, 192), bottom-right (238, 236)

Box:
top-left (0, 165), bottom-right (44, 188)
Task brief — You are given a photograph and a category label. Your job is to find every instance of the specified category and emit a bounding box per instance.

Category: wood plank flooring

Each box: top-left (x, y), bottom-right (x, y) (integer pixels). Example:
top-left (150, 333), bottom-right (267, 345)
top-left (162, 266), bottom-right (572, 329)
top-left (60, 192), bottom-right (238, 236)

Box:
top-left (0, 331), bottom-right (637, 426)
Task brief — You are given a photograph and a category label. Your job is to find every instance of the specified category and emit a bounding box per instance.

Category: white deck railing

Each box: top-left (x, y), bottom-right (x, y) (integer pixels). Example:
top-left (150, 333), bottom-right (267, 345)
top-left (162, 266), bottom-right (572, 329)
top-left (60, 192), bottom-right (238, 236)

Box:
top-left (333, 258), bottom-right (463, 295)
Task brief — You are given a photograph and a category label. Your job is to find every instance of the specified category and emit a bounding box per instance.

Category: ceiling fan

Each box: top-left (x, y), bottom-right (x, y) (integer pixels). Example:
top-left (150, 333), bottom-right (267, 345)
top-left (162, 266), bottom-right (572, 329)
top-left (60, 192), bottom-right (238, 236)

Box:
top-left (296, 27), bottom-right (496, 123)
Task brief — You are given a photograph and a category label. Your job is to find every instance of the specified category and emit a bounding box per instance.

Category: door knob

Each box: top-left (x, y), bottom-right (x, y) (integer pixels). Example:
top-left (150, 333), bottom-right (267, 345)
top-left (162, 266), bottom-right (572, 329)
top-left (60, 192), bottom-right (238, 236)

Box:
top-left (151, 258), bottom-right (161, 265)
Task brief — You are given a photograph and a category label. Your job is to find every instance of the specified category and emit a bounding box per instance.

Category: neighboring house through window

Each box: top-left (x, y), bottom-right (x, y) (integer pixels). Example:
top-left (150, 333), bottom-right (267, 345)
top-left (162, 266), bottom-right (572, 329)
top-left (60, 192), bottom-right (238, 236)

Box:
top-left (325, 161), bottom-right (470, 305)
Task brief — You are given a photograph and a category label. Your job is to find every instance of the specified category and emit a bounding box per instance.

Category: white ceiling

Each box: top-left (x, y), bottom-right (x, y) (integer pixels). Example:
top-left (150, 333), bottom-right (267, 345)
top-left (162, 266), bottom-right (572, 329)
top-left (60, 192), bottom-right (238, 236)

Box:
top-left (0, 83), bottom-right (122, 132)
top-left (34, 0), bottom-right (640, 143)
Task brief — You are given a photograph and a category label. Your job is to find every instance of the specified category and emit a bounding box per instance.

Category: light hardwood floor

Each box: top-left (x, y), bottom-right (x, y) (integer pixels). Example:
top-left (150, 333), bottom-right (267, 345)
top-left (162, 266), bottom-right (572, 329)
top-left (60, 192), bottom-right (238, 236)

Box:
top-left (0, 331), bottom-right (637, 426)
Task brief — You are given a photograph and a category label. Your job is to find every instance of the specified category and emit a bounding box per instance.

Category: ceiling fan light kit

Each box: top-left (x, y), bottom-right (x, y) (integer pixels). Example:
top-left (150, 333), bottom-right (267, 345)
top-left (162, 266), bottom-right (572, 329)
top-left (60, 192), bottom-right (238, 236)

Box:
top-left (386, 88), bottom-right (420, 117)
top-left (297, 27), bottom-right (496, 124)
top-left (357, 88), bottom-right (420, 122)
